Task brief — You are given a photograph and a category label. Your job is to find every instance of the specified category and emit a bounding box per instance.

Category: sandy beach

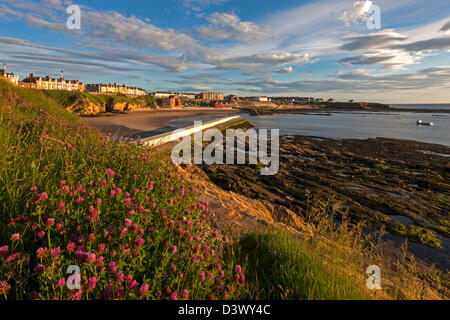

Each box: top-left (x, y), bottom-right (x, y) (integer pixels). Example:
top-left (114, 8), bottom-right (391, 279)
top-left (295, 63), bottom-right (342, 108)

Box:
top-left (84, 108), bottom-right (240, 139)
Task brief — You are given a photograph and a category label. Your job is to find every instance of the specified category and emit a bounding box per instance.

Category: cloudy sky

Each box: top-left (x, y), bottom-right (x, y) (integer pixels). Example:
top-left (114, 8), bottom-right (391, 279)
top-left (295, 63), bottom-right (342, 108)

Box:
top-left (0, 0), bottom-right (449, 103)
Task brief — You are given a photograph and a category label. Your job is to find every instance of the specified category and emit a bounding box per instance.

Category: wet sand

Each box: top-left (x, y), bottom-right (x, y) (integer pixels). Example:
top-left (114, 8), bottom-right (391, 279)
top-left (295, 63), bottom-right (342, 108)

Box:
top-left (84, 108), bottom-right (240, 139)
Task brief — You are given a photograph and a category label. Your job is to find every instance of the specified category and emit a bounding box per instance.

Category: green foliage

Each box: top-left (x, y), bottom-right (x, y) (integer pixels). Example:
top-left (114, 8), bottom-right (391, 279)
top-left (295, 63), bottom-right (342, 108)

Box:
top-left (231, 231), bottom-right (371, 300)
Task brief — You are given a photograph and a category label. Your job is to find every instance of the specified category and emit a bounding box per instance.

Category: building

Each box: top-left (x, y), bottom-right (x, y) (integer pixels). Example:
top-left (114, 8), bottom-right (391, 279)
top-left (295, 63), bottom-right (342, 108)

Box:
top-left (327, 98), bottom-right (336, 103)
top-left (249, 96), bottom-right (269, 102)
top-left (0, 64), bottom-right (19, 86)
top-left (314, 98), bottom-right (324, 103)
top-left (19, 73), bottom-right (85, 91)
top-left (226, 95), bottom-right (237, 102)
top-left (153, 91), bottom-right (175, 99)
top-left (199, 92), bottom-right (224, 101)
top-left (178, 93), bottom-right (197, 100)
top-left (86, 83), bottom-right (147, 96)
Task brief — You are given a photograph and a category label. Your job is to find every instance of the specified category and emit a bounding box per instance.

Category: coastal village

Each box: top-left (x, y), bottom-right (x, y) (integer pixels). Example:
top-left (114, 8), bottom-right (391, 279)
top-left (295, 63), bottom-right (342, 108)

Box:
top-left (1, 64), bottom-right (337, 108)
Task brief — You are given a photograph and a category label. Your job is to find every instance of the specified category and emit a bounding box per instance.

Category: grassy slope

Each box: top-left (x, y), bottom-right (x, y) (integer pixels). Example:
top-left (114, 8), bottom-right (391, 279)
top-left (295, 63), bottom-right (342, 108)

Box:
top-left (43, 89), bottom-right (157, 109)
top-left (0, 80), bottom-right (244, 300)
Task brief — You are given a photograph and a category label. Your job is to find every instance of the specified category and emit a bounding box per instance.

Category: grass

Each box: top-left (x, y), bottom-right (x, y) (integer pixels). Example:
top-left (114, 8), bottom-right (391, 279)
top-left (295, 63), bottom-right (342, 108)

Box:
top-left (43, 90), bottom-right (157, 111)
top-left (0, 80), bottom-right (245, 300)
top-left (231, 231), bottom-right (370, 300)
top-left (1, 80), bottom-right (447, 300)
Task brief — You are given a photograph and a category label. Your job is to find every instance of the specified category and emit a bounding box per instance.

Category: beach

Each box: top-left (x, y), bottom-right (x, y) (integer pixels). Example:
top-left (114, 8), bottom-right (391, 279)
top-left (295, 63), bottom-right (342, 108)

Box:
top-left (84, 108), bottom-right (239, 139)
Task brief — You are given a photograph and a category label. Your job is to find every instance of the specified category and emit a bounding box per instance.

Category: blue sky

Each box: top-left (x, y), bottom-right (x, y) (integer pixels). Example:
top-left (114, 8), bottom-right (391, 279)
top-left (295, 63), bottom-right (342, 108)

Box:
top-left (0, 0), bottom-right (449, 103)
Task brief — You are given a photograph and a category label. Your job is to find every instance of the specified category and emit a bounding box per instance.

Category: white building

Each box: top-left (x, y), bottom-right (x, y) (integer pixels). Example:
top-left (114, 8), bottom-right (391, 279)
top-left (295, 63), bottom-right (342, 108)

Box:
top-left (249, 96), bottom-right (269, 102)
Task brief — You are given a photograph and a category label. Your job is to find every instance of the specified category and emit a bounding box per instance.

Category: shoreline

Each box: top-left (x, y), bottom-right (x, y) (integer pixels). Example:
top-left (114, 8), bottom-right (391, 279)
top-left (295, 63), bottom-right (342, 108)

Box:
top-left (84, 108), bottom-right (239, 138)
top-left (198, 135), bottom-right (450, 271)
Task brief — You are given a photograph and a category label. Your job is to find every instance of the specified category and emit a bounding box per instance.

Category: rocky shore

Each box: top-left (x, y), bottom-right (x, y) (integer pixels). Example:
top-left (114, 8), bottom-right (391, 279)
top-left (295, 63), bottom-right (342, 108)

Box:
top-left (236, 102), bottom-right (450, 115)
top-left (199, 136), bottom-right (450, 270)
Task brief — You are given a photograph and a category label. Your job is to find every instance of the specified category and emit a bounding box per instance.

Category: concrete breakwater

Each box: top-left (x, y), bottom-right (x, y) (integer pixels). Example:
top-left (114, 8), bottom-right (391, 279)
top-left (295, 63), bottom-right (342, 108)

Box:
top-left (137, 115), bottom-right (244, 148)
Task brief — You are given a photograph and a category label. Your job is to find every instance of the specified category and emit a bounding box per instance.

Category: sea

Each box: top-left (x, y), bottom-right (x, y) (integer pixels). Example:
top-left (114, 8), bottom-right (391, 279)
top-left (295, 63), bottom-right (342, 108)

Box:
top-left (240, 104), bottom-right (450, 147)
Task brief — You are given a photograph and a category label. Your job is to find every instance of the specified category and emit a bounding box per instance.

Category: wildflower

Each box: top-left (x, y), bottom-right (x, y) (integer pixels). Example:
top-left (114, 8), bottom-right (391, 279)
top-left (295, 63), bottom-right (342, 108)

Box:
top-left (62, 185), bottom-right (69, 193)
top-left (86, 252), bottom-right (96, 264)
top-left (40, 192), bottom-right (48, 201)
top-left (124, 198), bottom-right (131, 206)
top-left (36, 247), bottom-right (48, 259)
top-left (139, 284), bottom-right (150, 297)
top-left (134, 238), bottom-right (144, 248)
top-left (105, 168), bottom-right (114, 178)
top-left (57, 202), bottom-right (65, 211)
top-left (100, 179), bottom-right (106, 186)
top-left (170, 291), bottom-right (178, 300)
top-left (75, 184), bottom-right (83, 191)
top-left (37, 231), bottom-right (45, 238)
top-left (76, 197), bottom-right (84, 203)
top-left (87, 276), bottom-right (97, 291)
top-left (116, 272), bottom-right (124, 283)
top-left (88, 233), bottom-right (95, 242)
top-left (30, 186), bottom-right (38, 191)
top-left (171, 245), bottom-right (177, 254)
top-left (47, 218), bottom-right (55, 227)
top-left (0, 246), bottom-right (8, 257)
top-left (60, 180), bottom-right (66, 187)
top-left (0, 281), bottom-right (11, 295)
top-left (96, 256), bottom-right (104, 265)
top-left (56, 278), bottom-right (65, 289)
top-left (33, 264), bottom-right (45, 274)
top-left (109, 261), bottom-right (117, 274)
top-left (90, 210), bottom-right (98, 219)
top-left (120, 228), bottom-right (128, 238)
top-left (182, 289), bottom-right (189, 299)
top-left (71, 290), bottom-right (82, 300)
top-left (97, 243), bottom-right (105, 254)
top-left (235, 265), bottom-right (242, 274)
top-left (109, 190), bottom-right (116, 197)
top-left (199, 271), bottom-right (206, 282)
top-left (66, 241), bottom-right (75, 252)
top-left (129, 280), bottom-right (138, 290)
top-left (10, 233), bottom-right (20, 241)
top-left (50, 247), bottom-right (61, 258)
top-left (240, 274), bottom-right (246, 283)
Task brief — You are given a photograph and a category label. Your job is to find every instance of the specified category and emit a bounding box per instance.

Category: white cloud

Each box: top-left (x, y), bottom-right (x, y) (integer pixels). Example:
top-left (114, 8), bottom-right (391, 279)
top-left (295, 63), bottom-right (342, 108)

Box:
top-left (339, 31), bottom-right (406, 51)
top-left (25, 15), bottom-right (66, 32)
top-left (338, 49), bottom-right (424, 70)
top-left (441, 21), bottom-right (450, 33)
top-left (339, 0), bottom-right (373, 26)
top-left (274, 66), bottom-right (293, 74)
top-left (195, 12), bottom-right (269, 43)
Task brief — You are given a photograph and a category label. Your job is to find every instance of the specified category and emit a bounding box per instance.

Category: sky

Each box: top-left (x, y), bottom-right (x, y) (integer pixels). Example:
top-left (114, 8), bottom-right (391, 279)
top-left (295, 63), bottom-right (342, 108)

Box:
top-left (0, 0), bottom-right (449, 103)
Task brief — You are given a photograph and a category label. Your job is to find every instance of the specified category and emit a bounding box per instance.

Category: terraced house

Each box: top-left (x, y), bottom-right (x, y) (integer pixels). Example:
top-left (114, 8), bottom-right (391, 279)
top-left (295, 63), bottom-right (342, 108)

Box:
top-left (19, 73), bottom-right (85, 91)
top-left (86, 83), bottom-right (147, 96)
top-left (0, 65), bottom-right (19, 86)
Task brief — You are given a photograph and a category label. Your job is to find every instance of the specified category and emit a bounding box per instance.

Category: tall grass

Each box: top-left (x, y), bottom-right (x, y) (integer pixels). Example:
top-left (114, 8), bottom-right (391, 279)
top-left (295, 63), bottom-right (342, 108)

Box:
top-left (0, 80), bottom-right (245, 300)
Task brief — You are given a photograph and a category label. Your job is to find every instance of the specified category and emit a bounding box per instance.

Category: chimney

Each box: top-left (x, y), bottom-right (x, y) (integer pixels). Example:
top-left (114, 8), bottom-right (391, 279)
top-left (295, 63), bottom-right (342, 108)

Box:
top-left (3, 63), bottom-right (6, 73)
top-left (60, 70), bottom-right (64, 80)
